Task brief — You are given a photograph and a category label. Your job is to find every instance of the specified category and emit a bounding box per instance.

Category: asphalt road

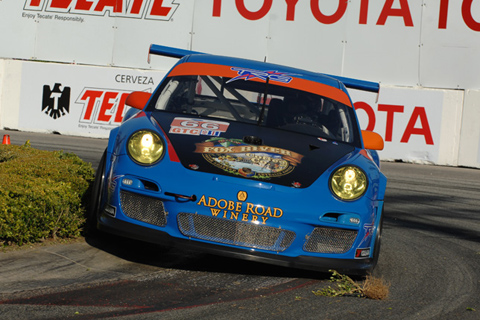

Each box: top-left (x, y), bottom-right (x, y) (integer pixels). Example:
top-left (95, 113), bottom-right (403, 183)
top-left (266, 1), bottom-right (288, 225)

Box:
top-left (0, 130), bottom-right (479, 320)
top-left (0, 130), bottom-right (108, 168)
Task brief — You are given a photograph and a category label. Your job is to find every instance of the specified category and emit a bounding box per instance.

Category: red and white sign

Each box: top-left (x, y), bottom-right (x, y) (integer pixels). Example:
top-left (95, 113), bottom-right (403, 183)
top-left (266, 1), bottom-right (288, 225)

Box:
top-left (349, 86), bottom-right (464, 164)
top-left (211, 0), bottom-right (480, 31)
top-left (23, 0), bottom-right (180, 20)
top-left (77, 88), bottom-right (131, 126)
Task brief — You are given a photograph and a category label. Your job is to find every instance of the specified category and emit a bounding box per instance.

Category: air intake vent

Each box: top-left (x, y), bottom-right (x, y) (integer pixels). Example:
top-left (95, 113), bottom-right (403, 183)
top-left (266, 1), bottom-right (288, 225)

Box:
top-left (304, 227), bottom-right (357, 254)
top-left (120, 191), bottom-right (167, 227)
top-left (177, 213), bottom-right (295, 252)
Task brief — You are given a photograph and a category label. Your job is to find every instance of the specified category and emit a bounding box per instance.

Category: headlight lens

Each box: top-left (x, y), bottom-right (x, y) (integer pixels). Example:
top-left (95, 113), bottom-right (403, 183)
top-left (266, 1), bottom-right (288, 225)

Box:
top-left (127, 130), bottom-right (164, 165)
top-left (330, 166), bottom-right (367, 200)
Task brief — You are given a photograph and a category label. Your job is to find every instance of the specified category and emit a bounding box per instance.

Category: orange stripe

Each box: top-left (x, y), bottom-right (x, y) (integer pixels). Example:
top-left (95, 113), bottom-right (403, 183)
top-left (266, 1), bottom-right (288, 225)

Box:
top-left (168, 62), bottom-right (352, 107)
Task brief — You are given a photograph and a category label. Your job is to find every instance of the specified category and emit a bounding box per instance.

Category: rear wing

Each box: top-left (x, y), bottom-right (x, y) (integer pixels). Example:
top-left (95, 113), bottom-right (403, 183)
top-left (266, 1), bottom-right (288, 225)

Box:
top-left (149, 44), bottom-right (203, 60)
top-left (149, 44), bottom-right (379, 93)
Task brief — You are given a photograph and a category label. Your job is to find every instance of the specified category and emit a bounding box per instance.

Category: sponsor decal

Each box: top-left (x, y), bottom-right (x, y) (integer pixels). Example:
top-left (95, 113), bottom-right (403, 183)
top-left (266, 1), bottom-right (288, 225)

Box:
top-left (237, 191), bottom-right (247, 202)
top-left (196, 192), bottom-right (283, 224)
top-left (194, 138), bottom-right (303, 179)
top-left (355, 248), bottom-right (371, 258)
top-left (42, 83), bottom-right (71, 119)
top-left (359, 223), bottom-right (374, 248)
top-left (23, 0), bottom-right (179, 21)
top-left (169, 117), bottom-right (230, 137)
top-left (227, 68), bottom-right (297, 84)
top-left (106, 166), bottom-right (121, 203)
top-left (291, 181), bottom-right (301, 188)
top-left (355, 223), bottom-right (374, 259)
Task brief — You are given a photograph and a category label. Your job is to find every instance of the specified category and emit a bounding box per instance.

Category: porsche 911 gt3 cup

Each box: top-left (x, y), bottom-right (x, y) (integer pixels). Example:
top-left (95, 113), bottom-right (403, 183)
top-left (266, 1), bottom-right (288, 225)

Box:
top-left (89, 44), bottom-right (387, 275)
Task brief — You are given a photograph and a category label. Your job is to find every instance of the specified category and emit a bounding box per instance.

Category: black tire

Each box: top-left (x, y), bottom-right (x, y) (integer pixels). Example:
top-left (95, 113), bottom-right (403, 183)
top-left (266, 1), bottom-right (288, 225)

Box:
top-left (370, 208), bottom-right (384, 271)
top-left (86, 149), bottom-right (107, 233)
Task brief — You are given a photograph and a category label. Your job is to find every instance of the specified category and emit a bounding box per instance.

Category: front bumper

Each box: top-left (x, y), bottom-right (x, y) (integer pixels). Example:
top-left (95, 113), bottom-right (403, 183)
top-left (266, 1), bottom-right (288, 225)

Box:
top-left (98, 211), bottom-right (376, 275)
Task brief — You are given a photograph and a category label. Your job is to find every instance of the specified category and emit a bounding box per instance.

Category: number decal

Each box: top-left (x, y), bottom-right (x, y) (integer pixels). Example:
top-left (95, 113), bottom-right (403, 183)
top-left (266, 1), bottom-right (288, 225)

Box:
top-left (170, 117), bottom-right (230, 136)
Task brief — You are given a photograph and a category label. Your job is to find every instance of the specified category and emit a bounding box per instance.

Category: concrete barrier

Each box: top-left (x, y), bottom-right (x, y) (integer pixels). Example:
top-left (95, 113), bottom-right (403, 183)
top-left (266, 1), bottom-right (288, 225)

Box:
top-left (458, 90), bottom-right (480, 168)
top-left (0, 60), bottom-right (23, 130)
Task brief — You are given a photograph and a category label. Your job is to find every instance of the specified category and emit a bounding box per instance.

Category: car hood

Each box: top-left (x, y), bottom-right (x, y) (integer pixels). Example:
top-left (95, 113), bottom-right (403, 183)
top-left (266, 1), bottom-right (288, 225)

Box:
top-left (153, 113), bottom-right (356, 188)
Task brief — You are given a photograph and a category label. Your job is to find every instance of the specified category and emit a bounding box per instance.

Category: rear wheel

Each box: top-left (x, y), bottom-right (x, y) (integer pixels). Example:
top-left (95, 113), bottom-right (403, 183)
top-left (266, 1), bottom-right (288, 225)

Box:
top-left (86, 149), bottom-right (107, 233)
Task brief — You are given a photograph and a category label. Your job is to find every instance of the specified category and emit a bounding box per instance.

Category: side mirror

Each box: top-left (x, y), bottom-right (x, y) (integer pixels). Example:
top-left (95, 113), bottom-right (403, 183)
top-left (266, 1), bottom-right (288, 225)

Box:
top-left (125, 91), bottom-right (152, 110)
top-left (361, 130), bottom-right (384, 150)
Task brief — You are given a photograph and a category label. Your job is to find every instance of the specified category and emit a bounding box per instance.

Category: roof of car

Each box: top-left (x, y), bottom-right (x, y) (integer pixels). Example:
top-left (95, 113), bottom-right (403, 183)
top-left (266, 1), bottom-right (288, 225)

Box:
top-left (180, 53), bottom-right (345, 91)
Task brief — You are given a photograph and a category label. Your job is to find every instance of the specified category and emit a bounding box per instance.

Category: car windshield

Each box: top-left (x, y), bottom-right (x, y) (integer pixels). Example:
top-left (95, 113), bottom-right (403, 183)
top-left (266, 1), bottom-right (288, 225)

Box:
top-left (152, 74), bottom-right (357, 143)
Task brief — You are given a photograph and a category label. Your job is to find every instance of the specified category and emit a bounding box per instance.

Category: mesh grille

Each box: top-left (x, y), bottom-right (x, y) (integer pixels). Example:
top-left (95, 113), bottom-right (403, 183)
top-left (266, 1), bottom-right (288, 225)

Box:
top-left (177, 213), bottom-right (295, 252)
top-left (304, 227), bottom-right (357, 254)
top-left (120, 191), bottom-right (167, 227)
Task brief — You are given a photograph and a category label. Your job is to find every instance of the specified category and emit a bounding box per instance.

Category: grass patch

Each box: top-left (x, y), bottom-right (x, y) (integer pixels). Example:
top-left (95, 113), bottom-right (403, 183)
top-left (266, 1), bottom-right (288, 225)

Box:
top-left (313, 269), bottom-right (390, 300)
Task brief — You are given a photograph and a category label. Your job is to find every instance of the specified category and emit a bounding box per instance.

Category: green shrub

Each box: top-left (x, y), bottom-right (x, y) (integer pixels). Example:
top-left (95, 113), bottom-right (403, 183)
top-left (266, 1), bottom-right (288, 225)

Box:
top-left (0, 143), bottom-right (95, 246)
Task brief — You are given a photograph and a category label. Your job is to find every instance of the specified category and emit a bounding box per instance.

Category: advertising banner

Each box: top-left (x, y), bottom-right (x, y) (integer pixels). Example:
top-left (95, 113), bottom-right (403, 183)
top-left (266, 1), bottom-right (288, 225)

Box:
top-left (350, 87), bottom-right (447, 164)
top-left (0, 0), bottom-right (479, 89)
top-left (0, 0), bottom-right (192, 70)
top-left (18, 61), bottom-right (167, 137)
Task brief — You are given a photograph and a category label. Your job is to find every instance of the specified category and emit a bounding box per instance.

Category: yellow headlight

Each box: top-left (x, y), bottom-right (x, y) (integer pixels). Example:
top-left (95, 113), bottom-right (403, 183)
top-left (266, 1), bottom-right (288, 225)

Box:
top-left (330, 166), bottom-right (367, 200)
top-left (127, 130), bottom-right (164, 165)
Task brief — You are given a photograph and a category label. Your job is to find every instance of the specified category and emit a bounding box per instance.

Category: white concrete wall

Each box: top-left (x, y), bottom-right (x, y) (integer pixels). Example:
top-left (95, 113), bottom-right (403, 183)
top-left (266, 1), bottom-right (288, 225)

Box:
top-left (458, 90), bottom-right (480, 168)
top-left (438, 90), bottom-right (464, 166)
top-left (0, 60), bottom-right (22, 130)
top-left (0, 60), bottom-right (3, 129)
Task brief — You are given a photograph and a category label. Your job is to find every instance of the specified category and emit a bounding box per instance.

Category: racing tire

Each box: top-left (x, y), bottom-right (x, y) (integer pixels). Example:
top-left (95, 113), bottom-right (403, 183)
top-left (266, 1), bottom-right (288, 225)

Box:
top-left (86, 149), bottom-right (107, 234)
top-left (370, 208), bottom-right (384, 272)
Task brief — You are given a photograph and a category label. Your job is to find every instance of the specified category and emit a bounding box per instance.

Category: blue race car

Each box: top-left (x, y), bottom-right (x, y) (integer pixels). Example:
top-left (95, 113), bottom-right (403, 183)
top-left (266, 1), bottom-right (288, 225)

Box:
top-left (89, 45), bottom-right (386, 275)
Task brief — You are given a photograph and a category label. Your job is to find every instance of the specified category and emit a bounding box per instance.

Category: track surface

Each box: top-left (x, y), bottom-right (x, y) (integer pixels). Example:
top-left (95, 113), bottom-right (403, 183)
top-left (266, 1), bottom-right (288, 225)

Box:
top-left (0, 130), bottom-right (479, 319)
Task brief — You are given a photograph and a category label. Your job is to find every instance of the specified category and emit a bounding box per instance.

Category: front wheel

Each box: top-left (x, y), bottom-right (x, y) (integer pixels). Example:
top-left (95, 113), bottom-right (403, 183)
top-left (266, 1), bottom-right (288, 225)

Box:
top-left (86, 149), bottom-right (107, 233)
top-left (370, 208), bottom-right (384, 272)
